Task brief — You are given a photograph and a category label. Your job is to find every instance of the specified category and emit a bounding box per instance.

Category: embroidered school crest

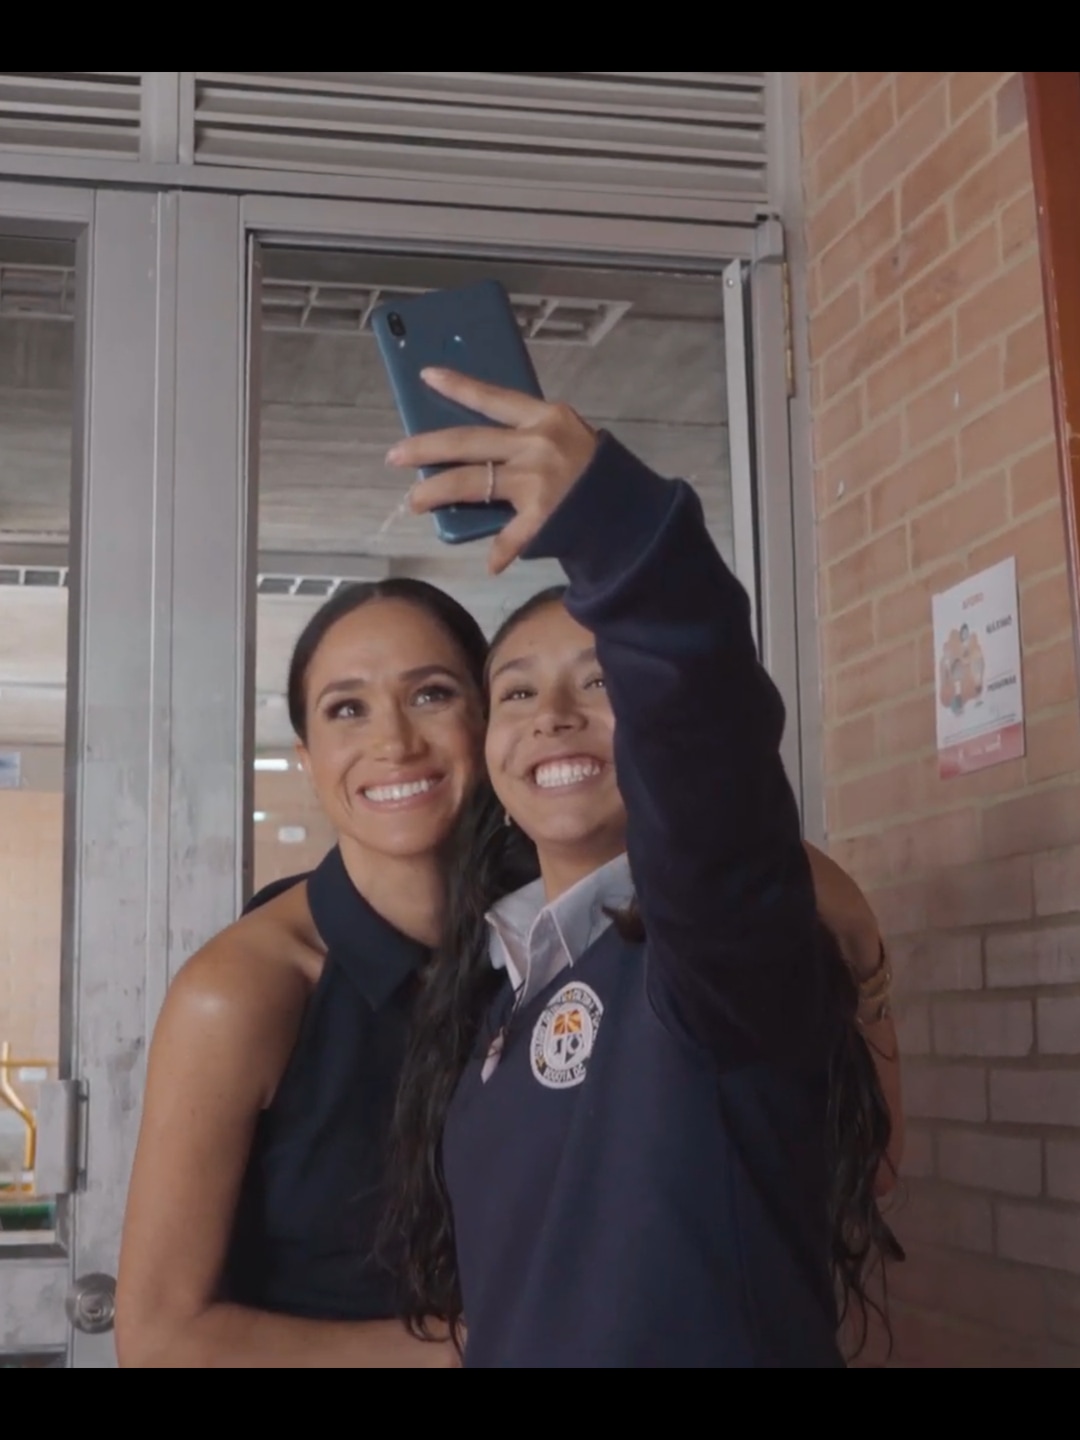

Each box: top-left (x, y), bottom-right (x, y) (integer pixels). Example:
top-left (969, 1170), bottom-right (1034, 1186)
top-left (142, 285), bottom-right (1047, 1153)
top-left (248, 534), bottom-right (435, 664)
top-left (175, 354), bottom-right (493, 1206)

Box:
top-left (530, 982), bottom-right (604, 1090)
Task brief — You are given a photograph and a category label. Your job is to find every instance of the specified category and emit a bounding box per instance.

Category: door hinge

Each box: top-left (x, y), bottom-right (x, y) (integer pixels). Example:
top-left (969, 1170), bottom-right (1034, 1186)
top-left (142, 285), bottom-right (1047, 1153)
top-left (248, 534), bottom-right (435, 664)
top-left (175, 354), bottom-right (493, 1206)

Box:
top-left (781, 260), bottom-right (796, 401)
top-left (35, 1079), bottom-right (87, 1197)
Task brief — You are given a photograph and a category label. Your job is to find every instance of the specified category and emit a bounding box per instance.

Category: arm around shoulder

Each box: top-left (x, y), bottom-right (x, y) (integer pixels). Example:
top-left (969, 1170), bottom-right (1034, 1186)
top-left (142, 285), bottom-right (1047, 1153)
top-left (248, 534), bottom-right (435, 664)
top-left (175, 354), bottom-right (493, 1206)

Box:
top-left (116, 917), bottom-right (457, 1368)
top-left (115, 924), bottom-right (306, 1366)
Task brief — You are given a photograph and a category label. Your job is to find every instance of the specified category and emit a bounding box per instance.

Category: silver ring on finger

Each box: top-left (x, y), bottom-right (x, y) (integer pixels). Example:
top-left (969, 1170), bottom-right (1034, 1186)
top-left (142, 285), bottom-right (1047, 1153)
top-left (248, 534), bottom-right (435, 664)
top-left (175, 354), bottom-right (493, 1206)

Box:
top-left (485, 460), bottom-right (498, 504)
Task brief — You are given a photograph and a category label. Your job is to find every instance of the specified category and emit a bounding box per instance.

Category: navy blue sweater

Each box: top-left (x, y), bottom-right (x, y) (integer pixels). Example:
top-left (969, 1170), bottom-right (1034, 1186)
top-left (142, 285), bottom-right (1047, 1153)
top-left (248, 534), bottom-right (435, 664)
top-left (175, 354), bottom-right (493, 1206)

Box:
top-left (443, 435), bottom-right (843, 1368)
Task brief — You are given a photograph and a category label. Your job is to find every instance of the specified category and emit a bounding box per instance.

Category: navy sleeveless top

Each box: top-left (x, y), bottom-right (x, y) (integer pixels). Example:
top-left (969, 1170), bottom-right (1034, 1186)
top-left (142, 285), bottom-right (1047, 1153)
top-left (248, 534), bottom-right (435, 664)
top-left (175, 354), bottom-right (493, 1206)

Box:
top-left (223, 846), bottom-right (427, 1321)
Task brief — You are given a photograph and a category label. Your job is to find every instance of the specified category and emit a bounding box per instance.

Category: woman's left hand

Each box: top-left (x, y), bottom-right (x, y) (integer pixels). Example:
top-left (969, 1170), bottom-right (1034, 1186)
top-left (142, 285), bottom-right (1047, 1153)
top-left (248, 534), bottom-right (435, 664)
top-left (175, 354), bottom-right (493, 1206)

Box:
top-left (386, 369), bottom-right (598, 575)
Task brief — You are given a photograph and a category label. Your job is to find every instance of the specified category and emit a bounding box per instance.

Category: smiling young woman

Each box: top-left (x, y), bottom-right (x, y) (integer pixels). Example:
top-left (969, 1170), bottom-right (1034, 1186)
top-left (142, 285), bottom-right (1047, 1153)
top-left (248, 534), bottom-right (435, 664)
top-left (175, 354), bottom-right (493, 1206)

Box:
top-left (485, 590), bottom-right (626, 895)
top-left (384, 370), bottom-right (901, 1369)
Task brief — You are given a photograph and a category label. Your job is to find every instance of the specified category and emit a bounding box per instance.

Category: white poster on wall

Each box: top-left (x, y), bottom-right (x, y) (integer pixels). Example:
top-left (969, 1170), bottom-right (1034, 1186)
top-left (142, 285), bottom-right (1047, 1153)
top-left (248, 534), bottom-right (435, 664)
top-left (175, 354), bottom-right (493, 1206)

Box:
top-left (932, 557), bottom-right (1024, 779)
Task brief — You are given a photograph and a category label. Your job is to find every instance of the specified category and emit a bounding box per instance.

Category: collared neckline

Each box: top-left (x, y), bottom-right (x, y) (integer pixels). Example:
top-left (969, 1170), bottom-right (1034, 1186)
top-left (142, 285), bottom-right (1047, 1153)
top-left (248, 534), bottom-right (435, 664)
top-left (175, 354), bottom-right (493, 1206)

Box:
top-left (486, 852), bottom-right (634, 1008)
top-left (306, 846), bottom-right (429, 1010)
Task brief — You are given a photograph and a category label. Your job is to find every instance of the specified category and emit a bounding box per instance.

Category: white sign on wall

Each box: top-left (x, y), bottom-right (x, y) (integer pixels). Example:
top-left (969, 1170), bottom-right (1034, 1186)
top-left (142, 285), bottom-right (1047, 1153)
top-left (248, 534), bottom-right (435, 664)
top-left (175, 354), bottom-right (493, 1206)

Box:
top-left (932, 557), bottom-right (1025, 779)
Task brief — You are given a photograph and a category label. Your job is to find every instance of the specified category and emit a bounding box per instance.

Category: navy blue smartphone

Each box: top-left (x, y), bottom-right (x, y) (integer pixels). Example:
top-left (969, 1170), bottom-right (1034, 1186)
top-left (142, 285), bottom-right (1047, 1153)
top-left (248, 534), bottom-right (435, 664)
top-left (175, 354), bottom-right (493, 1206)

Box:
top-left (372, 280), bottom-right (545, 545)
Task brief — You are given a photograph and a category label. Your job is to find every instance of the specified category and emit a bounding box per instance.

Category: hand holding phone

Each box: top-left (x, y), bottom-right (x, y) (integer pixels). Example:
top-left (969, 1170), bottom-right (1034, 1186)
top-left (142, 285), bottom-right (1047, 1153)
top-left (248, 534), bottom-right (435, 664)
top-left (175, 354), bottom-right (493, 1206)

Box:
top-left (372, 281), bottom-right (546, 545)
top-left (387, 369), bottom-right (598, 576)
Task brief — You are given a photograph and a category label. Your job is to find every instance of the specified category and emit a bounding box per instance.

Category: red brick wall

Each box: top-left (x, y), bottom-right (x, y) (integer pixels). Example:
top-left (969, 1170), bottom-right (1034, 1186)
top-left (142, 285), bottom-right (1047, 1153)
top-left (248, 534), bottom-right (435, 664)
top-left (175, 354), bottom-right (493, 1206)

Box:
top-left (799, 72), bottom-right (1080, 1366)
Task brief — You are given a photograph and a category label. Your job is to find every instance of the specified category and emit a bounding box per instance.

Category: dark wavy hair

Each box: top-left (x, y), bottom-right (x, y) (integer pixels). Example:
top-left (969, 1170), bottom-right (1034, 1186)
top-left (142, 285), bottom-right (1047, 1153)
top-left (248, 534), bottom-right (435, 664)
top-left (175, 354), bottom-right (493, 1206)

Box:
top-left (285, 577), bottom-right (490, 743)
top-left (382, 585), bottom-right (899, 1360)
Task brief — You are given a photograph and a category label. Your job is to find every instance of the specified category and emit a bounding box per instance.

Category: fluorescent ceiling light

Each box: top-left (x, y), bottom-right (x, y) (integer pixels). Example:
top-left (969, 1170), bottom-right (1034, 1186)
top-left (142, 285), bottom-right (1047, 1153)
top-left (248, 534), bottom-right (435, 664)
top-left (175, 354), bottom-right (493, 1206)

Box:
top-left (254, 758), bottom-right (290, 772)
top-left (253, 811), bottom-right (268, 823)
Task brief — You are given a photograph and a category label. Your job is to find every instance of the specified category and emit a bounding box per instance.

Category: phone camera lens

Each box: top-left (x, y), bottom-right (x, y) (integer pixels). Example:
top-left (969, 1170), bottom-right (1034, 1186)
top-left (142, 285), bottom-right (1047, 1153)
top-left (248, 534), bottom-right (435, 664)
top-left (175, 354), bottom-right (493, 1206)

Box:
top-left (388, 313), bottom-right (406, 339)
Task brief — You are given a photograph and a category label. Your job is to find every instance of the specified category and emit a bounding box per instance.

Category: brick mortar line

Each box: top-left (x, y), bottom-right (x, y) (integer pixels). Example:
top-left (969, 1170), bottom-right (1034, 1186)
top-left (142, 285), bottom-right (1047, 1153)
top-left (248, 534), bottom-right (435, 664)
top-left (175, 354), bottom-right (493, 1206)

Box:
top-left (813, 365), bottom-right (1050, 486)
top-left (813, 199), bottom-right (909, 307)
top-left (994, 1195), bottom-right (1080, 1218)
top-left (854, 615), bottom-right (1067, 667)
top-left (851, 73), bottom-right (894, 112)
top-left (886, 1298), bottom-right (1080, 1359)
top-left (810, 326), bottom-right (1043, 433)
top-left (901, 1172), bottom-right (1049, 1202)
top-left (900, 1236), bottom-right (1080, 1268)
top-left (802, 78), bottom-right (891, 151)
top-left (922, 1121), bottom-right (1071, 1140)
top-left (813, 322), bottom-right (1046, 454)
top-left (946, 72), bottom-right (1020, 133)
top-left (906, 1056), bottom-right (1080, 1075)
top-left (906, 1035), bottom-right (1079, 1061)
top-left (979, 1058), bottom-right (1080, 1074)
top-left (820, 502), bottom-right (1065, 599)
top-left (812, 457), bottom-right (991, 529)
top-left (804, 75), bottom-right (956, 166)
top-left (828, 828), bottom-right (1080, 865)
top-left (809, 239), bottom-right (1043, 381)
top-left (823, 697), bottom-right (1078, 743)
top-left (802, 73), bottom-right (851, 116)
top-left (819, 539), bottom-right (1067, 625)
top-left (826, 783), bottom-right (1080, 839)
top-left (804, 78), bottom-right (1017, 213)
top-left (808, 225), bottom-right (1039, 328)
top-left (830, 639), bottom-right (1073, 697)
top-left (808, 282), bottom-right (1043, 413)
top-left (930, 994), bottom-right (1040, 1008)
top-left (883, 913), bottom-right (1080, 938)
top-left (830, 87), bottom-right (1010, 218)
top-left (814, 193), bottom-right (1000, 297)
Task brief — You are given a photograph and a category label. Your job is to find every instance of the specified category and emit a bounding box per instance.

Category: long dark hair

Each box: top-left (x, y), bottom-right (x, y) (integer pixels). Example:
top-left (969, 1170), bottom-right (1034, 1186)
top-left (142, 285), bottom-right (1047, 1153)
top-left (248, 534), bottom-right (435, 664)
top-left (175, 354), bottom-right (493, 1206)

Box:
top-left (826, 960), bottom-right (904, 1359)
top-left (285, 577), bottom-right (490, 742)
top-left (382, 585), bottom-right (897, 1357)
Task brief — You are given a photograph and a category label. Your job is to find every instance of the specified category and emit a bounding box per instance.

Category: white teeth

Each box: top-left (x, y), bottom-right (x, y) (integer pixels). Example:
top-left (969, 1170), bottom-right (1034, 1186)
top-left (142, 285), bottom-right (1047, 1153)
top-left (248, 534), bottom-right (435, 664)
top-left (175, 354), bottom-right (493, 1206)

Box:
top-left (533, 760), bottom-right (602, 790)
top-left (363, 778), bottom-right (438, 804)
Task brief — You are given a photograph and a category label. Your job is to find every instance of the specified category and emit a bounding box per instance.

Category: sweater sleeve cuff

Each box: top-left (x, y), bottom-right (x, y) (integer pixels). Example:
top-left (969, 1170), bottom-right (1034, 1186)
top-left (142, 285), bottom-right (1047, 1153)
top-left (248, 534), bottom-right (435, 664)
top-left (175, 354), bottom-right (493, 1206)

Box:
top-left (521, 431), bottom-right (680, 588)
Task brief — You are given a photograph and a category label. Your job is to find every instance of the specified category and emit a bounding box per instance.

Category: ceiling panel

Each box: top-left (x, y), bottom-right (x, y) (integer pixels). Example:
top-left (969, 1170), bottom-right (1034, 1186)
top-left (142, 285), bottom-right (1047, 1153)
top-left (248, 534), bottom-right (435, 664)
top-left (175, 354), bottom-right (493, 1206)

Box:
top-left (0, 250), bottom-right (733, 752)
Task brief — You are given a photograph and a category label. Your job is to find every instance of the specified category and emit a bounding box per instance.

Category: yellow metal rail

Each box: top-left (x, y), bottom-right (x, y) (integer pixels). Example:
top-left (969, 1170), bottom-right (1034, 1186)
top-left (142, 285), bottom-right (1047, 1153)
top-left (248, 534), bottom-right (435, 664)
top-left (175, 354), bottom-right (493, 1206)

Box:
top-left (0, 1044), bottom-right (55, 1184)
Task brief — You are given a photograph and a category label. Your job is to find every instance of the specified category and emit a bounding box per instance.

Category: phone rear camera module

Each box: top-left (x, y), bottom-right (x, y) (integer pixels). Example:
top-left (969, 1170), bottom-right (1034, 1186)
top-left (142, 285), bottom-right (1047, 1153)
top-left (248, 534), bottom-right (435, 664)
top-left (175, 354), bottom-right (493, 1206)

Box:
top-left (388, 313), bottom-right (407, 339)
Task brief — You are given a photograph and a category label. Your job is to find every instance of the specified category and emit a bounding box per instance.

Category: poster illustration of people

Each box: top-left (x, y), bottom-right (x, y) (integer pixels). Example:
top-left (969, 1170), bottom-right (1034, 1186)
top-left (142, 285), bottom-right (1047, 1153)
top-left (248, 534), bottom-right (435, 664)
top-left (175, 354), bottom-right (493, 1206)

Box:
top-left (931, 557), bottom-right (1025, 779)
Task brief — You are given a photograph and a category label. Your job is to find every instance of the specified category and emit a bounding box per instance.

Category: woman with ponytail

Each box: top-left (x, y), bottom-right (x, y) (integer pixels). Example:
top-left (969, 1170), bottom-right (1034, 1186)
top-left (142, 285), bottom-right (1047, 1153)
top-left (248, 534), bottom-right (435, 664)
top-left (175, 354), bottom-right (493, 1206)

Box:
top-left (383, 370), bottom-right (903, 1367)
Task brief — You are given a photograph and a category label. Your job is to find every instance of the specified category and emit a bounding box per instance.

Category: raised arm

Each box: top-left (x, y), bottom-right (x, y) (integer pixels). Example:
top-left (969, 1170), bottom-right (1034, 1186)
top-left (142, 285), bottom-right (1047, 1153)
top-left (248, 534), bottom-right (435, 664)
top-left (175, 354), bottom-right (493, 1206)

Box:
top-left (397, 373), bottom-right (824, 1064)
top-left (530, 438), bottom-right (824, 1058)
top-left (116, 895), bottom-right (457, 1369)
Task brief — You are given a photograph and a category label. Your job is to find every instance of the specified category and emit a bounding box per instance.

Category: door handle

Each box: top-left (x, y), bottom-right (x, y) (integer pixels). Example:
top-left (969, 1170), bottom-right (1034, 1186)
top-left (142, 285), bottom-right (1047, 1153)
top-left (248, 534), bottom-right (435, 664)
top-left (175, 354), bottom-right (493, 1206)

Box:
top-left (66, 1274), bottom-right (117, 1335)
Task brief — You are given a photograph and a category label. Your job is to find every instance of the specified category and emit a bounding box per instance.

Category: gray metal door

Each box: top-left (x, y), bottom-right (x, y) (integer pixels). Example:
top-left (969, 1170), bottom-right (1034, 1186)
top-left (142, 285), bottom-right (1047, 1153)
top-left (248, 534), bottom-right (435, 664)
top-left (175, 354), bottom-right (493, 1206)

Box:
top-left (0, 183), bottom-right (248, 1367)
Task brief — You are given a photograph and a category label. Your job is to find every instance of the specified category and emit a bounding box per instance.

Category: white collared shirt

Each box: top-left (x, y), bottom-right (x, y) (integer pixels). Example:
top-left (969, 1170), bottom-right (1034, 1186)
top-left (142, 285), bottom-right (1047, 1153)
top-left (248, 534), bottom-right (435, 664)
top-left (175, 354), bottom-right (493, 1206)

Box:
top-left (486, 852), bottom-right (635, 1012)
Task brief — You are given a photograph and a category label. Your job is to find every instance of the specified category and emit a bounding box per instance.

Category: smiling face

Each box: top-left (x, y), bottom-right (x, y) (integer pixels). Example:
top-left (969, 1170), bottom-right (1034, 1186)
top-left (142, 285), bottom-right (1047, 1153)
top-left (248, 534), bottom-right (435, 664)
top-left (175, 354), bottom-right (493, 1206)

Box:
top-left (297, 598), bottom-right (485, 862)
top-left (485, 600), bottom-right (627, 893)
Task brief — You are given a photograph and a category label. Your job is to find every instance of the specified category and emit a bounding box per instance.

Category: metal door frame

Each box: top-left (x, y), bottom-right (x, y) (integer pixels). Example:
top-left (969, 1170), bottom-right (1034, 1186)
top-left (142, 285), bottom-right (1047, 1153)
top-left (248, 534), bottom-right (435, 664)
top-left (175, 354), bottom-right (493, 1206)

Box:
top-left (0, 182), bottom-right (248, 1367)
top-left (0, 182), bottom-right (811, 1366)
top-left (0, 180), bottom-right (164, 1364)
top-left (237, 192), bottom-right (803, 782)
